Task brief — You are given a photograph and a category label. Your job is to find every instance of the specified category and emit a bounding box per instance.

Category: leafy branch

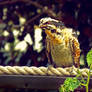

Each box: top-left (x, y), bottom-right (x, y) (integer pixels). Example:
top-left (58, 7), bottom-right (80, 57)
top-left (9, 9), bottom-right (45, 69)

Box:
top-left (59, 49), bottom-right (92, 92)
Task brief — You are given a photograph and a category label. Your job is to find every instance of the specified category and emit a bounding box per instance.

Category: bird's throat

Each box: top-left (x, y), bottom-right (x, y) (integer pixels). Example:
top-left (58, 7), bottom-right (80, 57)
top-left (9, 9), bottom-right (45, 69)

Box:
top-left (45, 30), bottom-right (62, 44)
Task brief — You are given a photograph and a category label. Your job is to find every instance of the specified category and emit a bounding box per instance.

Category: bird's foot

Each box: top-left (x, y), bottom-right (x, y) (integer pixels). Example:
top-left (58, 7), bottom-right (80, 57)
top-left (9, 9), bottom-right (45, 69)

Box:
top-left (69, 65), bottom-right (78, 76)
top-left (47, 65), bottom-right (54, 75)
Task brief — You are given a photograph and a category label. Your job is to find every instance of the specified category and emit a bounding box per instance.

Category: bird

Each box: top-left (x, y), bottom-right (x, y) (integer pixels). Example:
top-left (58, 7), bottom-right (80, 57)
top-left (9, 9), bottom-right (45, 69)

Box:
top-left (39, 17), bottom-right (80, 68)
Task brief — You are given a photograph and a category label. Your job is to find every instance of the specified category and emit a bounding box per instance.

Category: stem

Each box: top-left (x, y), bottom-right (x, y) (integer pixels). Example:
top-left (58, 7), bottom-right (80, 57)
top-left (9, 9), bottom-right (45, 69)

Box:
top-left (86, 69), bottom-right (90, 92)
top-left (78, 67), bottom-right (91, 92)
top-left (81, 83), bottom-right (86, 86)
top-left (61, 85), bottom-right (65, 92)
top-left (77, 68), bottom-right (86, 84)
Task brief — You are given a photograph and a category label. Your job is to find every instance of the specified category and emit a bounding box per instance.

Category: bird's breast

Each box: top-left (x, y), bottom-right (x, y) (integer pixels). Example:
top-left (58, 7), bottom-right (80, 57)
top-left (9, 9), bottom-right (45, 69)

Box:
top-left (50, 42), bottom-right (73, 67)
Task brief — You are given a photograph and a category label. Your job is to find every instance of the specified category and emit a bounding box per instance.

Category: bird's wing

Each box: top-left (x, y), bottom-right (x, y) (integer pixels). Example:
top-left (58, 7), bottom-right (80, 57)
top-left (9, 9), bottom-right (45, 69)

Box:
top-left (70, 37), bottom-right (80, 67)
top-left (45, 37), bottom-right (54, 65)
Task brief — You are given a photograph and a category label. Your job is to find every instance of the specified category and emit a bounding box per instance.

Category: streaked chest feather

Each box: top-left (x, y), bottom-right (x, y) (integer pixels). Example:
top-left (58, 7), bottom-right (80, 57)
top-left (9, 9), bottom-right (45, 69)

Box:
top-left (50, 41), bottom-right (73, 67)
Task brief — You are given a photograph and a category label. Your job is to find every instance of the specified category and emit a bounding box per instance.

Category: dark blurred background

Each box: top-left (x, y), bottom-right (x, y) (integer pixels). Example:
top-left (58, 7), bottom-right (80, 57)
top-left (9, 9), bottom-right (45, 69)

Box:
top-left (0, 0), bottom-right (92, 66)
top-left (0, 0), bottom-right (92, 91)
top-left (0, 0), bottom-right (92, 67)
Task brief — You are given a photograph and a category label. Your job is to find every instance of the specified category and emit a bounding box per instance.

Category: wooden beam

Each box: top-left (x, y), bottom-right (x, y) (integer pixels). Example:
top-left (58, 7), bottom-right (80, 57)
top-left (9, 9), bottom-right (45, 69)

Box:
top-left (0, 75), bottom-right (91, 90)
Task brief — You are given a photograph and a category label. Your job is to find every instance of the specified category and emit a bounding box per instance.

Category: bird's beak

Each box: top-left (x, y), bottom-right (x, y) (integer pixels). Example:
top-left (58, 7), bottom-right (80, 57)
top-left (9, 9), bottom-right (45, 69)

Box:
top-left (45, 29), bottom-right (51, 36)
top-left (39, 24), bottom-right (47, 30)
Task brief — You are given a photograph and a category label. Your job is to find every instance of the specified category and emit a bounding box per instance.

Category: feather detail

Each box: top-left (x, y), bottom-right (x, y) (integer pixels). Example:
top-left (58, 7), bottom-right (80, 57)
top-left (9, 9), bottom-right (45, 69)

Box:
top-left (72, 37), bottom-right (80, 67)
top-left (45, 30), bottom-right (62, 44)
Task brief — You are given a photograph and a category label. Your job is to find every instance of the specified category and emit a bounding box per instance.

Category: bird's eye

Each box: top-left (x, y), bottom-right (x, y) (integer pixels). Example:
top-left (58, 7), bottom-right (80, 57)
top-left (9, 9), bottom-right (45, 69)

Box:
top-left (51, 29), bottom-right (56, 33)
top-left (44, 22), bottom-right (50, 25)
top-left (57, 32), bottom-right (61, 35)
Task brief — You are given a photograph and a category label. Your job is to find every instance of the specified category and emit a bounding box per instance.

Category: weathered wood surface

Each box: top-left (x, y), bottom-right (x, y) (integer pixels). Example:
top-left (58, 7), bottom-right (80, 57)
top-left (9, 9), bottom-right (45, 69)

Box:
top-left (0, 75), bottom-right (91, 90)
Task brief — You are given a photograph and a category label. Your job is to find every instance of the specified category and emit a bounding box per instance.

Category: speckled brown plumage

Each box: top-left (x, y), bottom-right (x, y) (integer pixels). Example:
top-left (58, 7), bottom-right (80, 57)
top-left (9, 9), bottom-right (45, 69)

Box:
top-left (39, 17), bottom-right (80, 68)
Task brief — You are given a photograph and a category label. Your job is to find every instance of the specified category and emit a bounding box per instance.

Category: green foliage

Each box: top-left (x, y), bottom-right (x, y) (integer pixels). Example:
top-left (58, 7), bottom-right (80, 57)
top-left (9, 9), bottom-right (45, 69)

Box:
top-left (86, 49), bottom-right (92, 67)
top-left (59, 77), bottom-right (80, 92)
top-left (59, 49), bottom-right (92, 92)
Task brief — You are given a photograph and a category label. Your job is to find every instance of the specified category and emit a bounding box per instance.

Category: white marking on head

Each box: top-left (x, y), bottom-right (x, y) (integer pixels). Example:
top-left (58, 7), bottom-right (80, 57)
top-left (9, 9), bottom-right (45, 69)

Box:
top-left (40, 17), bottom-right (59, 24)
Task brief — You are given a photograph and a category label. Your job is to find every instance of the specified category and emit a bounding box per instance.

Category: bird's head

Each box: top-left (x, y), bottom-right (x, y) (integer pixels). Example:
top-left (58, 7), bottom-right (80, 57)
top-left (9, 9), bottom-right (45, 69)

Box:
top-left (39, 17), bottom-right (65, 43)
top-left (39, 17), bottom-right (64, 36)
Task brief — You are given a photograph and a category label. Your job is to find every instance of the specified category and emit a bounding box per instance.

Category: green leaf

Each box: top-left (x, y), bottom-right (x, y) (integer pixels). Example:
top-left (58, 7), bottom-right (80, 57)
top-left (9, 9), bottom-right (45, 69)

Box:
top-left (59, 85), bottom-right (65, 92)
top-left (59, 77), bottom-right (80, 92)
top-left (86, 49), bottom-right (92, 66)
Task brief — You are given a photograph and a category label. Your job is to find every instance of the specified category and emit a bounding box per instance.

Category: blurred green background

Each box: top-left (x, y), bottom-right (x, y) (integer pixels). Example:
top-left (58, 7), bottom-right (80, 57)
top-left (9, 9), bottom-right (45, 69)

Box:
top-left (0, 0), bottom-right (92, 68)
